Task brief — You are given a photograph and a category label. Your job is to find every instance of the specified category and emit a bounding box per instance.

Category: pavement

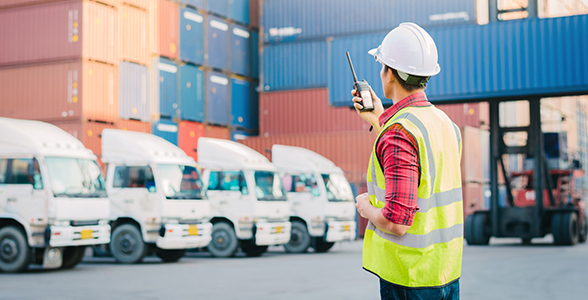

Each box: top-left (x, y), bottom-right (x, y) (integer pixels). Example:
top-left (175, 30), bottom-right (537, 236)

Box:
top-left (0, 237), bottom-right (587, 300)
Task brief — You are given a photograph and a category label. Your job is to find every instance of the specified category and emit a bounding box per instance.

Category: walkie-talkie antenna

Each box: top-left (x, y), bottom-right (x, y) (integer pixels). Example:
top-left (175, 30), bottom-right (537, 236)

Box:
top-left (346, 52), bottom-right (358, 83)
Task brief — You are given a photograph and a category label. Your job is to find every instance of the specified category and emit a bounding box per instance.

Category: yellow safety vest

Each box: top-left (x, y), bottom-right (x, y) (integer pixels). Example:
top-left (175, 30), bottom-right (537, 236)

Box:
top-left (363, 104), bottom-right (463, 288)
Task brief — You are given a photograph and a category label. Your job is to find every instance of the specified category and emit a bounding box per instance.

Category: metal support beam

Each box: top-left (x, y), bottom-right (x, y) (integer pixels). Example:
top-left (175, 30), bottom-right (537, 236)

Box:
top-left (489, 100), bottom-right (501, 236)
top-left (489, 0), bottom-right (498, 23)
top-left (527, 0), bottom-right (538, 18)
top-left (530, 99), bottom-right (544, 236)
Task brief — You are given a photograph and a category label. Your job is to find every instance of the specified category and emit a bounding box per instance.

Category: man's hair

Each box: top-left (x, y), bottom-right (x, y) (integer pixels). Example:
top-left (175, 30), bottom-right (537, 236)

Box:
top-left (384, 65), bottom-right (427, 92)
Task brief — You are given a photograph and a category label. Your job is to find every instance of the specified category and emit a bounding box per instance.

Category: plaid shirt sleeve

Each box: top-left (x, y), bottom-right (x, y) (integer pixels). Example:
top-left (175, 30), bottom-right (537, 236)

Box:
top-left (376, 124), bottom-right (420, 226)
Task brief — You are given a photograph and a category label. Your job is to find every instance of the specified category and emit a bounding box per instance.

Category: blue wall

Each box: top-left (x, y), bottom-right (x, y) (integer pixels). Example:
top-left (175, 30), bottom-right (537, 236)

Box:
top-left (207, 15), bottom-right (229, 71)
top-left (157, 57), bottom-right (179, 117)
top-left (206, 71), bottom-right (229, 126)
top-left (179, 7), bottom-right (204, 65)
top-left (179, 64), bottom-right (204, 122)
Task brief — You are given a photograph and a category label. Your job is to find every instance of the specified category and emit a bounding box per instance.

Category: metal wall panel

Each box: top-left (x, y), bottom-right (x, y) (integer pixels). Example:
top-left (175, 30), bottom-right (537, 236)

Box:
top-left (206, 0), bottom-right (229, 18)
top-left (156, 57), bottom-right (179, 118)
top-left (0, 60), bottom-right (118, 123)
top-left (205, 125), bottom-right (230, 140)
top-left (157, 0), bottom-right (179, 60)
top-left (250, 31), bottom-right (260, 79)
top-left (116, 119), bottom-right (151, 133)
top-left (229, 0), bottom-right (249, 25)
top-left (120, 4), bottom-right (150, 66)
top-left (231, 78), bottom-right (258, 130)
top-left (121, 0), bottom-right (149, 10)
top-left (206, 71), bottom-right (229, 126)
top-left (206, 15), bottom-right (229, 71)
top-left (152, 118), bottom-right (179, 145)
top-left (263, 40), bottom-right (327, 91)
top-left (179, 7), bottom-right (205, 64)
top-left (179, 63), bottom-right (205, 122)
top-left (179, 0), bottom-right (204, 9)
top-left (51, 120), bottom-right (116, 159)
top-left (436, 103), bottom-right (485, 129)
top-left (119, 61), bottom-right (150, 122)
top-left (249, 0), bottom-right (259, 28)
top-left (262, 0), bottom-right (476, 43)
top-left (0, 1), bottom-right (117, 66)
top-left (178, 120), bottom-right (205, 161)
top-left (231, 24), bottom-right (250, 76)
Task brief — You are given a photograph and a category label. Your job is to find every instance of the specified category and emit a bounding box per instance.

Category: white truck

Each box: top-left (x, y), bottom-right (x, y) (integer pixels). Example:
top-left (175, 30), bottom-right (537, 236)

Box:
top-left (0, 117), bottom-right (110, 272)
top-left (198, 138), bottom-right (291, 257)
top-left (272, 145), bottom-right (356, 253)
top-left (99, 129), bottom-right (212, 263)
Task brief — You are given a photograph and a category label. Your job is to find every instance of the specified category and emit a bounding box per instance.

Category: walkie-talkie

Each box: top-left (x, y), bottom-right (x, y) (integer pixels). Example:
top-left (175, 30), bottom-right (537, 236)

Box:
top-left (346, 51), bottom-right (374, 112)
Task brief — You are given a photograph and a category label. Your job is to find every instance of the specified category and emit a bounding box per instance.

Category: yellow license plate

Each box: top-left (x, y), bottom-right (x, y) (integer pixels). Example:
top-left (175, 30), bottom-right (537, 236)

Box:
top-left (343, 225), bottom-right (350, 232)
top-left (80, 229), bottom-right (93, 239)
top-left (188, 225), bottom-right (199, 236)
top-left (275, 226), bottom-right (283, 234)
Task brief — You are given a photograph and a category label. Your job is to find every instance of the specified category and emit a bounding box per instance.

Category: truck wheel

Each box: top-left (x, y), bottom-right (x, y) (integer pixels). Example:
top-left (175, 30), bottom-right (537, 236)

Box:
top-left (579, 213), bottom-right (588, 244)
top-left (0, 226), bottom-right (30, 273)
top-left (91, 244), bottom-right (112, 257)
top-left (110, 224), bottom-right (146, 263)
top-left (156, 249), bottom-right (187, 263)
top-left (559, 212), bottom-right (579, 246)
top-left (207, 222), bottom-right (238, 258)
top-left (241, 245), bottom-right (268, 257)
top-left (465, 213), bottom-right (490, 245)
top-left (61, 246), bottom-right (86, 269)
top-left (284, 221), bottom-right (311, 253)
top-left (312, 238), bottom-right (335, 253)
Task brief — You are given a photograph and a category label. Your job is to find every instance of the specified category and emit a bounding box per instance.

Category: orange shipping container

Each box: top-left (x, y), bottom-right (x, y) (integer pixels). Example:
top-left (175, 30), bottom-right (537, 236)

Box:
top-left (116, 119), bottom-right (151, 133)
top-left (120, 4), bottom-right (150, 66)
top-left (178, 121), bottom-right (205, 161)
top-left (461, 126), bottom-right (483, 183)
top-left (120, 0), bottom-right (148, 10)
top-left (463, 182), bottom-right (483, 219)
top-left (0, 60), bottom-right (118, 123)
top-left (205, 125), bottom-right (230, 140)
top-left (155, 0), bottom-right (179, 60)
top-left (51, 120), bottom-right (116, 159)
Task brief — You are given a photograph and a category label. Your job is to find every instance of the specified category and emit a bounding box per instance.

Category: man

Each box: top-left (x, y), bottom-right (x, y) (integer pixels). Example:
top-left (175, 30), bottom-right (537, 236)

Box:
top-left (352, 23), bottom-right (463, 300)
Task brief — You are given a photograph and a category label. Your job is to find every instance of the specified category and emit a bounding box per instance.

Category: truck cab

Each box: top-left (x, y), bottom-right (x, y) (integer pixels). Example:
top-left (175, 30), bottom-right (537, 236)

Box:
top-left (272, 145), bottom-right (356, 253)
top-left (0, 117), bottom-right (110, 272)
top-left (198, 138), bottom-right (291, 257)
top-left (100, 129), bottom-right (212, 263)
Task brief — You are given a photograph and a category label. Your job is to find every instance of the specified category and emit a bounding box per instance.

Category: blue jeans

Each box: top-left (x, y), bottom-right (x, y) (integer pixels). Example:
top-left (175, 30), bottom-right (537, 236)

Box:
top-left (380, 278), bottom-right (460, 300)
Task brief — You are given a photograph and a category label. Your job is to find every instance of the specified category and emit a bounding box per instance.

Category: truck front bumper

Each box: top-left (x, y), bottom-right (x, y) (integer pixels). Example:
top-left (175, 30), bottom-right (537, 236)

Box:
top-left (325, 221), bottom-right (356, 242)
top-left (254, 221), bottom-right (291, 246)
top-left (156, 222), bottom-right (213, 250)
top-left (48, 224), bottom-right (110, 247)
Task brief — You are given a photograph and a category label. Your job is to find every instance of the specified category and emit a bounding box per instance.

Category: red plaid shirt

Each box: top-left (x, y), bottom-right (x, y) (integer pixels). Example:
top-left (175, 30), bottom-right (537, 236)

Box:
top-left (376, 92), bottom-right (431, 226)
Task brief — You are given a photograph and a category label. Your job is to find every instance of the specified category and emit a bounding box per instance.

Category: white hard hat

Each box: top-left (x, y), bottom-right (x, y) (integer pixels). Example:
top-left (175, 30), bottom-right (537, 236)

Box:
top-left (368, 22), bottom-right (440, 81)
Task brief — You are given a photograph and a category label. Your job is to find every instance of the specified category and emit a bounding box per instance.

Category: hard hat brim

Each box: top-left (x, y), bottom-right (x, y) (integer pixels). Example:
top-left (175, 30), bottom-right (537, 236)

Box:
top-left (368, 48), bottom-right (378, 57)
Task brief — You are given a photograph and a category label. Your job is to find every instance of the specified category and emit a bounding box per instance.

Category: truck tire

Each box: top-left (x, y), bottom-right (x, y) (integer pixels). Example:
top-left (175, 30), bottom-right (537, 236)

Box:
top-left (207, 222), bottom-right (238, 258)
top-left (91, 244), bottom-right (112, 257)
top-left (156, 249), bottom-right (186, 263)
top-left (241, 245), bottom-right (268, 257)
top-left (560, 212), bottom-right (579, 246)
top-left (465, 213), bottom-right (490, 245)
top-left (110, 224), bottom-right (146, 263)
top-left (61, 246), bottom-right (86, 269)
top-left (0, 226), bottom-right (30, 273)
top-left (311, 238), bottom-right (335, 253)
top-left (579, 213), bottom-right (588, 244)
top-left (284, 221), bottom-right (311, 253)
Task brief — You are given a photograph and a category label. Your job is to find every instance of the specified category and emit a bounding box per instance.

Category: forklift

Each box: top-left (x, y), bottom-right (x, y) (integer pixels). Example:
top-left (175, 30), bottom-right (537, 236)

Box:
top-left (465, 99), bottom-right (588, 246)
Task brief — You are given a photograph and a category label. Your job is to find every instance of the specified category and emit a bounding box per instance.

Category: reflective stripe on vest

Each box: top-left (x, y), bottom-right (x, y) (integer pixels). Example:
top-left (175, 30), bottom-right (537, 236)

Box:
top-left (363, 105), bottom-right (463, 288)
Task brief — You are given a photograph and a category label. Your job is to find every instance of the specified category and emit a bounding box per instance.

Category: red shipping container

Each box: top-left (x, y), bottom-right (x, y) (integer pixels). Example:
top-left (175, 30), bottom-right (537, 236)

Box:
top-left (120, 4), bottom-right (150, 66)
top-left (155, 0), bottom-right (179, 60)
top-left (461, 126), bottom-right (483, 183)
top-left (205, 125), bottom-right (230, 140)
top-left (259, 88), bottom-right (370, 136)
top-left (178, 121), bottom-right (205, 161)
top-left (436, 102), bottom-right (484, 129)
top-left (51, 120), bottom-right (116, 159)
top-left (0, 60), bottom-right (119, 123)
top-left (0, 1), bottom-right (118, 66)
top-left (462, 182), bottom-right (483, 219)
top-left (116, 119), bottom-right (151, 133)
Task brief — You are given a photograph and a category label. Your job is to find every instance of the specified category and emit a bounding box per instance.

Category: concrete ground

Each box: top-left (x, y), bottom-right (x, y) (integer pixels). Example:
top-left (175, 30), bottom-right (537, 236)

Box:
top-left (0, 237), bottom-right (587, 300)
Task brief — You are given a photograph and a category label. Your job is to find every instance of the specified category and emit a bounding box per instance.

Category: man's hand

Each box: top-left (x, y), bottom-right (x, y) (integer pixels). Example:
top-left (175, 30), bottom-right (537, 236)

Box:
top-left (355, 192), bottom-right (411, 236)
top-left (355, 192), bottom-right (372, 219)
top-left (351, 86), bottom-right (384, 133)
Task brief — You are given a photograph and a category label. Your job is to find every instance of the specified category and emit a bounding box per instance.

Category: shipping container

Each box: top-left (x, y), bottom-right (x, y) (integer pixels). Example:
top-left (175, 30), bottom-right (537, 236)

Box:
top-left (231, 78), bottom-right (258, 130)
top-left (229, 0), bottom-right (249, 25)
top-left (152, 118), bottom-right (179, 145)
top-left (250, 31), bottom-right (260, 78)
top-left (206, 15), bottom-right (229, 71)
top-left (116, 119), bottom-right (151, 133)
top-left (179, 7), bottom-right (205, 65)
top-left (231, 130), bottom-right (253, 142)
top-left (155, 57), bottom-right (179, 118)
top-left (259, 88), bottom-right (369, 136)
top-left (206, 71), bottom-right (229, 126)
top-left (483, 184), bottom-right (508, 208)
top-left (120, 0), bottom-right (148, 10)
top-left (179, 63), bottom-right (205, 122)
top-left (205, 125), bottom-right (230, 140)
top-left (249, 0), bottom-right (259, 28)
top-left (0, 60), bottom-right (118, 123)
top-left (178, 120), bottom-right (205, 161)
top-left (0, 1), bottom-right (118, 66)
top-left (263, 40), bottom-right (327, 91)
top-left (178, 0), bottom-right (203, 9)
top-left (119, 4), bottom-right (150, 66)
top-left (51, 120), bottom-right (116, 159)
top-left (262, 0), bottom-right (477, 43)
top-left (119, 61), bottom-right (150, 122)
top-left (436, 103), bottom-right (486, 129)
top-left (463, 182), bottom-right (483, 219)
top-left (206, 0), bottom-right (229, 18)
top-left (0, 0), bottom-right (120, 9)
top-left (156, 0), bottom-right (179, 60)
top-left (230, 24), bottom-right (250, 76)
top-left (461, 126), bottom-right (483, 183)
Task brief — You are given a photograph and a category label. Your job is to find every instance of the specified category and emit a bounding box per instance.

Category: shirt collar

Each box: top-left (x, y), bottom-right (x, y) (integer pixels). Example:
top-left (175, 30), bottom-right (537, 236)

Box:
top-left (379, 92), bottom-right (431, 127)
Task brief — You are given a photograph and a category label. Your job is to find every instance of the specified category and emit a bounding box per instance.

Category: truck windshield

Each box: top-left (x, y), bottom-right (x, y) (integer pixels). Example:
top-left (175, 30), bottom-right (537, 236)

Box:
top-left (158, 164), bottom-right (204, 200)
top-left (254, 171), bottom-right (287, 201)
top-left (321, 173), bottom-right (353, 202)
top-left (46, 157), bottom-right (106, 198)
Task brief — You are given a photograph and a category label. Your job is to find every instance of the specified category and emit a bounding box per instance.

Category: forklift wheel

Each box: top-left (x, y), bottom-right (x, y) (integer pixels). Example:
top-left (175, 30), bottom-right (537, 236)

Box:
top-left (579, 213), bottom-right (588, 244)
top-left (552, 212), bottom-right (579, 246)
top-left (465, 213), bottom-right (490, 245)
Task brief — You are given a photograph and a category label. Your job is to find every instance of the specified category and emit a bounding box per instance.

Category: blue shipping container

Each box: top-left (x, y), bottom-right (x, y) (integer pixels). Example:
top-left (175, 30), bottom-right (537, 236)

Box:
top-left (483, 184), bottom-right (507, 209)
top-left (206, 71), bottom-right (229, 126)
top-left (206, 0), bottom-right (229, 18)
top-left (179, 7), bottom-right (205, 65)
top-left (263, 40), bottom-right (327, 91)
top-left (231, 78), bottom-right (258, 130)
top-left (250, 31), bottom-right (259, 79)
top-left (229, 0), bottom-right (249, 25)
top-left (156, 57), bottom-right (179, 118)
top-left (231, 130), bottom-right (253, 142)
top-left (179, 0), bottom-right (203, 9)
top-left (152, 119), bottom-right (178, 146)
top-left (119, 62), bottom-right (150, 122)
top-left (328, 15), bottom-right (588, 106)
top-left (207, 15), bottom-right (229, 71)
top-left (262, 0), bottom-right (476, 43)
top-left (179, 64), bottom-right (204, 122)
top-left (231, 24), bottom-right (250, 76)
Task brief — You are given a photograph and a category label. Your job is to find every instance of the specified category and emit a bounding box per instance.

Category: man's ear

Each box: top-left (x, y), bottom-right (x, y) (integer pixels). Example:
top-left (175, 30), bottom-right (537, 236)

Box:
top-left (386, 67), bottom-right (395, 84)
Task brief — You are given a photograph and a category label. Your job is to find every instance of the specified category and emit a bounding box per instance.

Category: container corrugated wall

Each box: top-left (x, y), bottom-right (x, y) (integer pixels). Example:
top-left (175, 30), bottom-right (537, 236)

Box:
top-left (179, 7), bottom-right (204, 65)
top-left (119, 61), bottom-right (150, 121)
top-left (0, 1), bottom-right (117, 66)
top-left (229, 0), bottom-right (249, 25)
top-left (461, 126), bottom-right (482, 183)
top-left (178, 120), bottom-right (205, 161)
top-left (0, 60), bottom-right (118, 122)
top-left (206, 15), bottom-right (229, 71)
top-left (152, 118), bottom-right (178, 145)
top-left (436, 103), bottom-right (486, 129)
top-left (463, 183), bottom-right (483, 219)
top-left (0, 0), bottom-right (80, 9)
top-left (157, 0), bottom-right (179, 60)
top-left (121, 0), bottom-right (149, 10)
top-left (249, 0), bottom-right (259, 28)
top-left (179, 63), bottom-right (204, 122)
top-left (116, 119), bottom-right (151, 133)
top-left (120, 4), bottom-right (150, 66)
top-left (262, 0), bottom-right (477, 43)
top-left (156, 57), bottom-right (179, 118)
top-left (179, 0), bottom-right (204, 9)
top-left (231, 78), bottom-right (256, 130)
top-left (205, 125), bottom-right (230, 139)
top-left (51, 120), bottom-right (116, 159)
top-left (206, 0), bottom-right (229, 18)
top-left (231, 24), bottom-right (250, 76)
top-left (250, 31), bottom-right (259, 78)
top-left (206, 71), bottom-right (229, 126)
